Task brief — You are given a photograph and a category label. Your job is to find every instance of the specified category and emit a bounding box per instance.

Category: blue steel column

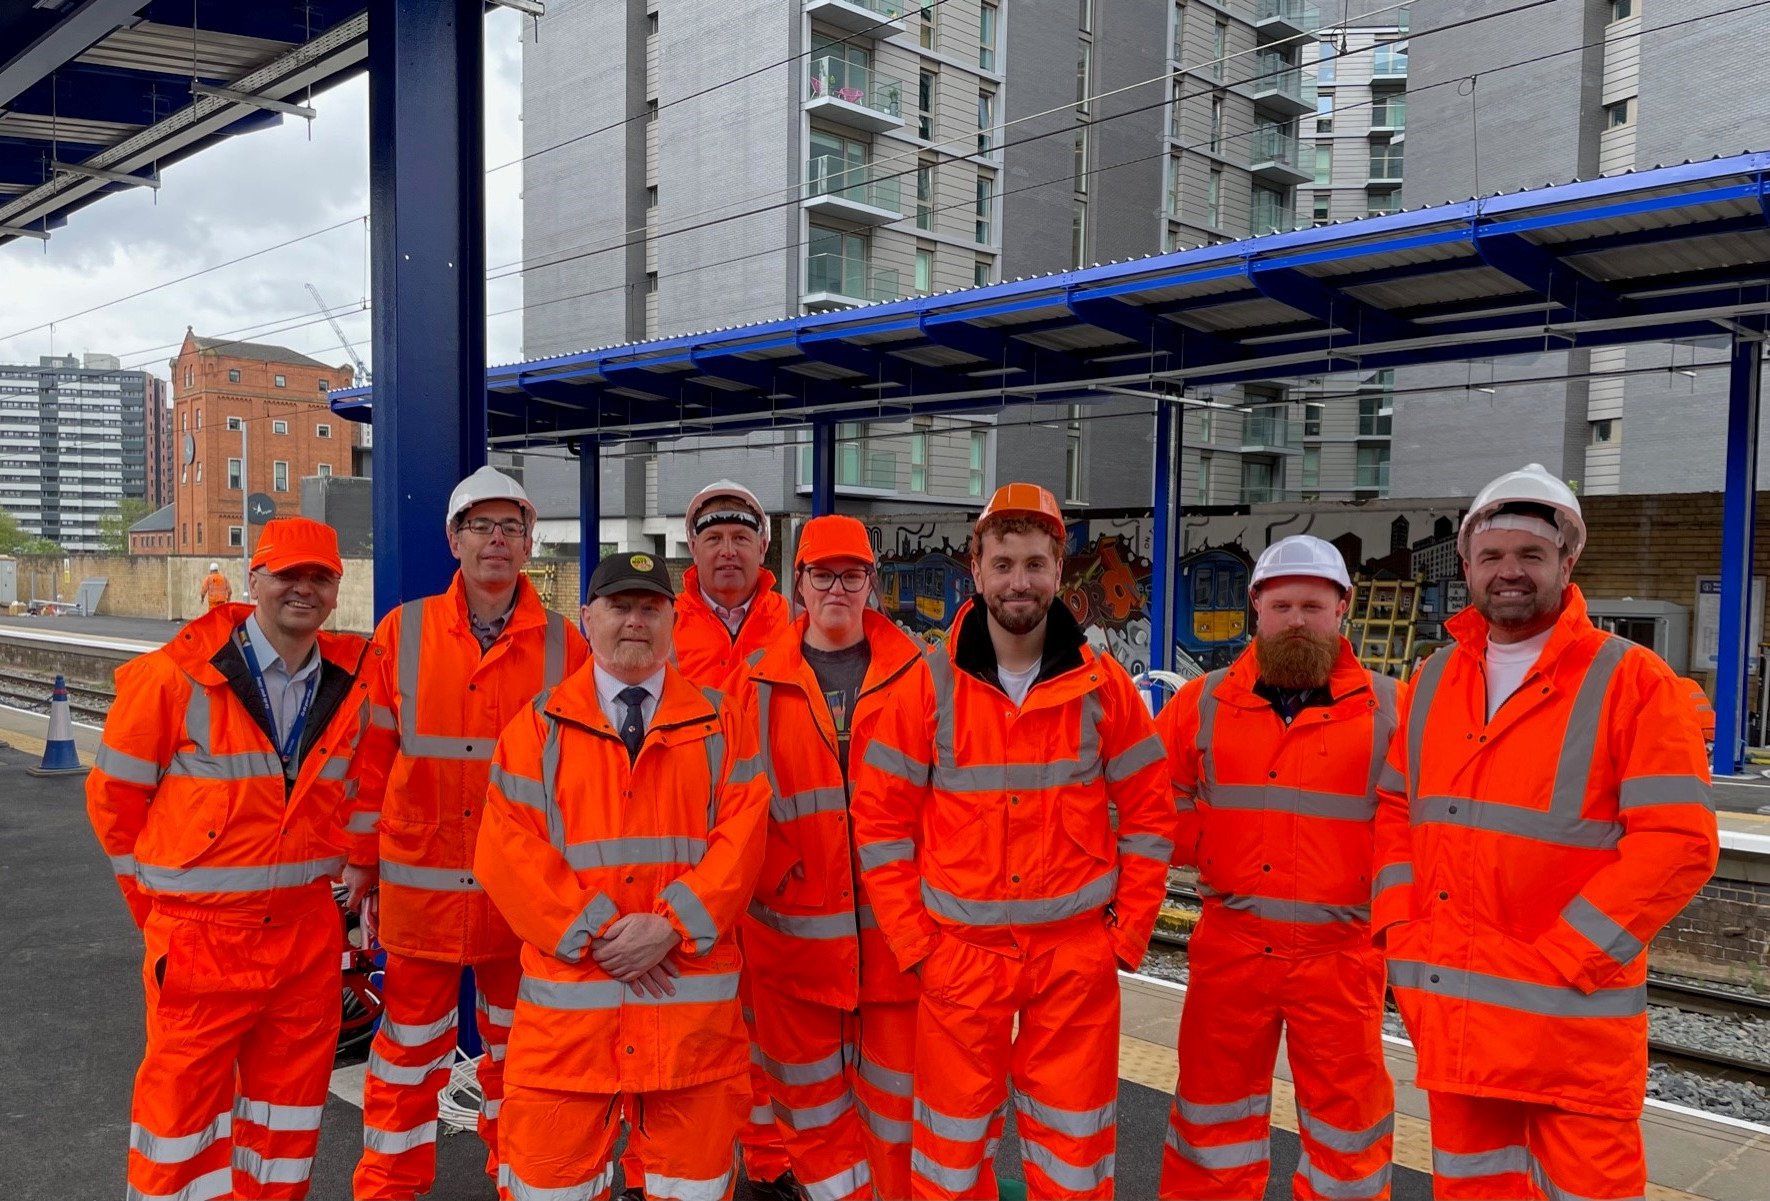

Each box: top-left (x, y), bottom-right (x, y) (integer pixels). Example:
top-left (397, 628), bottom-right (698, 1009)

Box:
top-left (578, 439), bottom-right (601, 606)
top-left (367, 0), bottom-right (487, 620)
top-left (1714, 337), bottom-right (1763, 777)
top-left (1149, 398), bottom-right (1181, 698)
top-left (810, 420), bottom-right (837, 516)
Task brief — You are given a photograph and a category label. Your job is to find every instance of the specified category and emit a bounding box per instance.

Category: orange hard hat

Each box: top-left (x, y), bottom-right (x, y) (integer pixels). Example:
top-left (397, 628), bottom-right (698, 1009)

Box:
top-left (796, 514), bottom-right (876, 568)
top-left (976, 482), bottom-right (1066, 543)
top-left (251, 517), bottom-right (343, 575)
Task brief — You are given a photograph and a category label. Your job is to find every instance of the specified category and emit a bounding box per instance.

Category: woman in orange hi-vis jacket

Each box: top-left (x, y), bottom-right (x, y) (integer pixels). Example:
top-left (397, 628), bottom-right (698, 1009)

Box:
top-left (475, 551), bottom-right (769, 1201)
top-left (350, 467), bottom-right (586, 1200)
top-left (1155, 535), bottom-right (1399, 1201)
top-left (1373, 465), bottom-right (1717, 1201)
top-left (851, 483), bottom-right (1175, 1201)
top-left (86, 518), bottom-right (378, 1201)
top-left (730, 515), bottom-right (926, 1201)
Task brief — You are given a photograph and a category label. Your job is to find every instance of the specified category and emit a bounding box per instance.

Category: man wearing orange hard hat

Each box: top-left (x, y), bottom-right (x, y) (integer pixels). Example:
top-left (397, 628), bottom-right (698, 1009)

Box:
top-left (730, 514), bottom-right (926, 1200)
top-left (87, 517), bottom-right (380, 1200)
top-left (852, 483), bottom-right (1176, 1198)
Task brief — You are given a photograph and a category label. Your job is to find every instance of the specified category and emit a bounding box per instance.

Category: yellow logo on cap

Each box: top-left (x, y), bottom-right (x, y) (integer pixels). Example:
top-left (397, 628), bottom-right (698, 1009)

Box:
top-left (630, 553), bottom-right (655, 572)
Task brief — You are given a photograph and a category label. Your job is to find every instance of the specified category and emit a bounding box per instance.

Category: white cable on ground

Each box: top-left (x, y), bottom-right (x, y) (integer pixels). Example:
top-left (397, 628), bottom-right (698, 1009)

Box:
top-left (436, 1051), bottom-right (485, 1134)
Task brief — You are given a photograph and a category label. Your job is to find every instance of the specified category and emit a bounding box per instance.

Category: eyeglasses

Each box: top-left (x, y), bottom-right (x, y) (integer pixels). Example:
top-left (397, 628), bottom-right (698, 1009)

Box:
top-left (459, 517), bottom-right (529, 538)
top-left (804, 566), bottom-right (873, 593)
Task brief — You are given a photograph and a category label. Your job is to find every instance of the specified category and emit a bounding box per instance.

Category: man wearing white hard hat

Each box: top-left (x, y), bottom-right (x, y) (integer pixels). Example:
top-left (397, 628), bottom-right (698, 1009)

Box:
top-left (351, 465), bottom-right (588, 1199)
top-left (199, 560), bottom-right (232, 611)
top-left (1373, 465), bottom-right (1717, 1200)
top-left (1153, 534), bottom-right (1400, 1199)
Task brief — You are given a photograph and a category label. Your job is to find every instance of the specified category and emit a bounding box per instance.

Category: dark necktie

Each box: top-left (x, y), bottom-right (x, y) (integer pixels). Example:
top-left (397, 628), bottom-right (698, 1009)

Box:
top-left (618, 686), bottom-right (649, 762)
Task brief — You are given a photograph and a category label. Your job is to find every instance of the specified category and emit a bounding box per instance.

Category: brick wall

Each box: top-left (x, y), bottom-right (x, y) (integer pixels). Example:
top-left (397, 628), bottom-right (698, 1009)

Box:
top-left (1651, 877), bottom-right (1770, 992)
top-left (20, 554), bottom-right (375, 633)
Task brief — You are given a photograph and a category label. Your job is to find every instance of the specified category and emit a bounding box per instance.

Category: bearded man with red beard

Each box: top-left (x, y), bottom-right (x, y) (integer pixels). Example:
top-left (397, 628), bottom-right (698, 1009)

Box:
top-left (1153, 535), bottom-right (1402, 1201)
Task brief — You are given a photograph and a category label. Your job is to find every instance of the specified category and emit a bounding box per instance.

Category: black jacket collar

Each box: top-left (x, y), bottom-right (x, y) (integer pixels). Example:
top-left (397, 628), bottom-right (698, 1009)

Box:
top-left (952, 598), bottom-right (1088, 694)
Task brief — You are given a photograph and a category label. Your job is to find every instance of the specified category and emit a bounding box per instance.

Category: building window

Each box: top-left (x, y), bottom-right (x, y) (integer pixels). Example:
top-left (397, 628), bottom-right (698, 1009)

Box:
top-left (915, 249), bottom-right (933, 292)
top-left (1608, 0), bottom-right (1631, 19)
top-left (182, 522), bottom-right (188, 544)
top-left (646, 99), bottom-right (658, 122)
top-left (1074, 129), bottom-right (1089, 193)
top-left (318, 378), bottom-right (328, 392)
top-left (1172, 2), bottom-right (1185, 62)
top-left (918, 71), bottom-right (935, 139)
top-left (1366, 189), bottom-right (1400, 216)
top-left (974, 258), bottom-right (991, 286)
top-left (1167, 155), bottom-right (1184, 216)
top-left (228, 526), bottom-right (243, 547)
top-left (1240, 459), bottom-right (1276, 504)
top-left (910, 428), bottom-right (929, 492)
top-left (1358, 393), bottom-right (1393, 436)
top-left (646, 185), bottom-right (658, 209)
top-left (1605, 99), bottom-right (1632, 128)
top-left (646, 10), bottom-right (658, 34)
top-left (226, 415), bottom-right (242, 431)
top-left (1316, 94), bottom-right (1333, 134)
top-left (1209, 96), bottom-right (1224, 153)
top-left (316, 423), bottom-right (332, 438)
top-left (273, 375), bottom-right (286, 388)
top-left (977, 90), bottom-right (995, 153)
top-left (1370, 142), bottom-right (1404, 180)
top-left (1302, 447), bottom-right (1320, 489)
top-left (968, 430), bottom-right (987, 497)
top-left (1064, 405), bottom-right (1085, 503)
top-left (196, 521), bottom-right (203, 545)
top-left (318, 463), bottom-right (333, 477)
top-left (646, 271), bottom-right (659, 294)
top-left (180, 411), bottom-right (187, 431)
top-left (1206, 168), bottom-right (1222, 227)
top-left (1076, 42), bottom-right (1092, 109)
top-left (1314, 145), bottom-right (1332, 185)
top-left (1196, 452), bottom-right (1213, 503)
top-left (273, 419), bottom-right (288, 435)
top-left (1317, 39), bottom-right (1336, 84)
top-left (274, 461), bottom-right (289, 492)
top-left (1304, 403), bottom-right (1323, 436)
top-left (180, 467), bottom-right (187, 484)
top-left (1197, 410), bottom-right (1214, 443)
top-left (1071, 204), bottom-right (1088, 267)
top-left (1211, 20), bottom-right (1227, 79)
top-left (184, 367), bottom-right (192, 388)
top-left (228, 458), bottom-right (242, 490)
top-left (1313, 193), bottom-right (1331, 223)
top-left (196, 408), bottom-right (202, 429)
top-left (916, 163), bottom-right (934, 229)
top-left (1590, 419), bottom-right (1615, 444)
top-left (195, 462), bottom-right (203, 482)
top-left (980, 2), bottom-right (998, 70)
top-left (1356, 444), bottom-right (1391, 492)
top-left (1079, 0), bottom-right (1093, 33)
top-left (227, 369), bottom-right (240, 383)
top-left (918, 3), bottom-right (934, 49)
top-left (976, 175), bottom-right (994, 243)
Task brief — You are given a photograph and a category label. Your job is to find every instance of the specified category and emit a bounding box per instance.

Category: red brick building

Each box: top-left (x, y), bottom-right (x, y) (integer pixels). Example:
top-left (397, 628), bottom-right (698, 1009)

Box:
top-left (168, 331), bottom-right (356, 557)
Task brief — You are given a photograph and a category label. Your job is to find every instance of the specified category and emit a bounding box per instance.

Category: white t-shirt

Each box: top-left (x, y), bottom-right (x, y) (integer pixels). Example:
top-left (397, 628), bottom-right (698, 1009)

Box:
top-left (1485, 626), bottom-right (1554, 721)
top-left (997, 661), bottom-right (1041, 707)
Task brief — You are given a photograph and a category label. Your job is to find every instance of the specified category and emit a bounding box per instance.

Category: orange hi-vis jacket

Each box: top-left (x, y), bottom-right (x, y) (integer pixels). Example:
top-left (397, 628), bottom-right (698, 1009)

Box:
top-left (733, 609), bottom-right (925, 1010)
top-left (673, 565), bottom-right (792, 688)
top-left (852, 600), bottom-right (1176, 971)
top-left (1373, 587), bottom-right (1718, 1118)
top-left (1159, 638), bottom-right (1400, 955)
top-left (200, 571), bottom-right (231, 606)
top-left (475, 658), bottom-right (769, 1094)
top-left (355, 573), bottom-right (585, 962)
top-left (87, 602), bottom-right (377, 927)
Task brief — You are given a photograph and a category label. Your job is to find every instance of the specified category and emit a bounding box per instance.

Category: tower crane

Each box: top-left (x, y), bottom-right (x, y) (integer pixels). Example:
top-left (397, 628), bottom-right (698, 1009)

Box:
top-left (304, 283), bottom-right (371, 384)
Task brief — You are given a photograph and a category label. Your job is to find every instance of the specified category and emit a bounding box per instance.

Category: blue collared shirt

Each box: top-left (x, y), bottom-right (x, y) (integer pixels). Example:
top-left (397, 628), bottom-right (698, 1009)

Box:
top-left (242, 614), bottom-right (323, 757)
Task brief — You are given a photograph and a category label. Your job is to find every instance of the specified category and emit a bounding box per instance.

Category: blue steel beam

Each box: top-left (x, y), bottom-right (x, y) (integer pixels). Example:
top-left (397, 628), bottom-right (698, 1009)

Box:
top-left (1148, 397), bottom-right (1181, 694)
top-left (915, 312), bottom-right (1098, 385)
top-left (792, 329), bottom-right (982, 397)
top-left (1471, 228), bottom-right (1629, 324)
top-left (574, 437), bottom-right (600, 608)
top-left (367, 0), bottom-right (486, 619)
top-left (810, 420), bottom-right (837, 516)
top-left (1243, 260), bottom-right (1414, 344)
top-left (1713, 338), bottom-right (1762, 777)
top-left (1065, 291), bottom-right (1249, 371)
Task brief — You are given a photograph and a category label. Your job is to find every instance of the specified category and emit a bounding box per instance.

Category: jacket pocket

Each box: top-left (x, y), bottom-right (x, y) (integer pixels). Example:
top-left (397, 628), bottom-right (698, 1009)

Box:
top-left (758, 828), bottom-right (826, 908)
top-left (142, 783), bottom-right (233, 868)
top-left (1059, 791), bottom-right (1115, 865)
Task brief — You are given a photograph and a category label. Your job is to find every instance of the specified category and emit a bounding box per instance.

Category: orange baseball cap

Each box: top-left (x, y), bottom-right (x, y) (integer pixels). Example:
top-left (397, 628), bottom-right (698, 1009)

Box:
top-left (795, 515), bottom-right (876, 568)
top-left (976, 482), bottom-right (1066, 543)
top-left (251, 517), bottom-right (343, 576)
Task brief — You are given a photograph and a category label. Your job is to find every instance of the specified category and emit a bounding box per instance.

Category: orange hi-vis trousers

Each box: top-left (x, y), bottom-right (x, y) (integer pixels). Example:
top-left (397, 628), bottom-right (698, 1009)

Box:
top-left (751, 993), bottom-right (917, 1201)
top-left (1427, 1091), bottom-right (1646, 1200)
top-left (128, 897), bottom-right (339, 1201)
top-left (736, 953), bottom-right (795, 1186)
top-left (352, 951), bottom-right (520, 1198)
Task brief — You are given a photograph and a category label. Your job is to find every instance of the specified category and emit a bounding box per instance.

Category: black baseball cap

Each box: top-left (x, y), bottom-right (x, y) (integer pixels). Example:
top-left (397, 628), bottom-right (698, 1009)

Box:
top-left (587, 551), bottom-right (675, 599)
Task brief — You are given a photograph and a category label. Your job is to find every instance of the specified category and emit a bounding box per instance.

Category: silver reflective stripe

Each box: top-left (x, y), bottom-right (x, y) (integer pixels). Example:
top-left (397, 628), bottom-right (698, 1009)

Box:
top-left (482, 1098), bottom-right (502, 1119)
top-left (859, 1055), bottom-right (912, 1097)
top-left (231, 1146), bottom-right (312, 1185)
top-left (914, 1097), bottom-right (994, 1142)
top-left (555, 893), bottom-right (618, 962)
top-left (1434, 1145), bottom-right (1528, 1178)
top-left (565, 836), bottom-right (707, 869)
top-left (857, 904), bottom-right (878, 928)
top-left (233, 1097), bottom-right (324, 1131)
top-left (362, 1120), bottom-right (438, 1155)
top-left (1014, 1092), bottom-right (1115, 1137)
top-left (1365, 671), bottom-right (1400, 798)
top-left (97, 744), bottom-right (161, 786)
top-left (1174, 1092), bottom-right (1270, 1126)
top-left (920, 869), bottom-right (1116, 927)
top-left (1411, 794), bottom-right (1621, 850)
top-left (1163, 1125), bottom-right (1269, 1169)
top-left (803, 1160), bottom-right (872, 1201)
top-left (1619, 774), bottom-right (1712, 810)
top-left (1375, 763), bottom-right (1405, 795)
top-left (502, 1160), bottom-right (615, 1201)
top-left (130, 1111), bottom-right (231, 1164)
top-left (748, 1103), bottom-right (775, 1126)
top-left (367, 1046), bottom-right (453, 1087)
top-left (345, 809), bottom-right (380, 834)
top-left (380, 1010), bottom-right (458, 1047)
top-left (476, 993), bottom-right (516, 1028)
top-left (1371, 862), bottom-right (1412, 900)
top-left (1205, 784), bottom-right (1376, 821)
top-left (1388, 959), bottom-right (1646, 1018)
top-left (1549, 637), bottom-right (1629, 817)
top-left (109, 853), bottom-right (137, 876)
top-left (864, 741), bottom-right (932, 786)
top-left (488, 1041), bottom-right (507, 1062)
top-left (1404, 648), bottom-right (1453, 804)
top-left (394, 599), bottom-right (493, 761)
top-left (728, 754), bottom-right (766, 785)
top-left (772, 786), bottom-right (849, 824)
top-left (645, 1168), bottom-right (733, 1201)
top-left (1117, 832), bottom-right (1174, 862)
top-left (1297, 1109), bottom-right (1393, 1154)
top-left (125, 1166), bottom-right (232, 1201)
top-left (1217, 894), bottom-right (1370, 924)
top-left (748, 898), bottom-right (855, 941)
top-left (543, 611), bottom-right (567, 688)
top-left (370, 703), bottom-right (396, 730)
top-left (137, 856), bottom-right (345, 893)
top-left (1296, 1148), bottom-right (1392, 1199)
top-left (538, 706), bottom-right (566, 851)
top-left (661, 879), bottom-right (719, 954)
top-left (1105, 732), bottom-right (1165, 782)
top-left (489, 763), bottom-right (547, 810)
top-left (859, 1096), bottom-right (913, 1145)
top-left (701, 687), bottom-right (725, 830)
top-left (758, 1047), bottom-right (845, 1087)
top-left (1530, 1155), bottom-right (1639, 1201)
top-left (933, 757), bottom-right (1100, 793)
top-left (381, 861), bottom-right (481, 892)
top-left (317, 755), bottom-right (350, 781)
top-left (165, 748), bottom-right (282, 781)
top-left (858, 838), bottom-right (914, 872)
top-left (773, 1092), bottom-right (856, 1132)
top-left (518, 970), bottom-right (739, 1009)
top-left (1195, 669), bottom-right (1230, 796)
top-left (912, 1150), bottom-right (983, 1194)
top-left (1022, 1139), bottom-right (1113, 1193)
top-left (1561, 894), bottom-right (1644, 966)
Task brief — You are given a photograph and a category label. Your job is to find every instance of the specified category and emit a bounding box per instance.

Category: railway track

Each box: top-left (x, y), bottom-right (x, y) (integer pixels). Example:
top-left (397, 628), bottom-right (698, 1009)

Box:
top-left (1648, 976), bottom-right (1770, 1082)
top-left (0, 668), bottom-right (111, 723)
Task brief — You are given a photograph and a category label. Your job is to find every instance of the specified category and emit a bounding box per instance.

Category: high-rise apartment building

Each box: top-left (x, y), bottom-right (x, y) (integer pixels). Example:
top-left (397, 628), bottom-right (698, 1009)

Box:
top-left (0, 352), bottom-right (156, 553)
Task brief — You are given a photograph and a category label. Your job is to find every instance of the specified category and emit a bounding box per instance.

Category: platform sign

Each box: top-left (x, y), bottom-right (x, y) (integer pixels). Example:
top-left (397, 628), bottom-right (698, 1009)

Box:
top-left (246, 492), bottom-right (277, 526)
top-left (1695, 576), bottom-right (1765, 668)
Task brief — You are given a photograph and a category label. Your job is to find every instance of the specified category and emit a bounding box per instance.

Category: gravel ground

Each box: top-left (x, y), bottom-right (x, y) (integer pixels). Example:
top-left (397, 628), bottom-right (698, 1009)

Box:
top-left (1646, 1063), bottom-right (1770, 1123)
top-left (1649, 1005), bottom-right (1770, 1069)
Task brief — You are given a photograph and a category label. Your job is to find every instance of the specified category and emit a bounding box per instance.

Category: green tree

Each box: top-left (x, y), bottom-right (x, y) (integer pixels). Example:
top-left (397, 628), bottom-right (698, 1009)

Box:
top-left (0, 509), bottom-right (24, 555)
top-left (16, 537), bottom-right (64, 557)
top-left (97, 497), bottom-right (154, 555)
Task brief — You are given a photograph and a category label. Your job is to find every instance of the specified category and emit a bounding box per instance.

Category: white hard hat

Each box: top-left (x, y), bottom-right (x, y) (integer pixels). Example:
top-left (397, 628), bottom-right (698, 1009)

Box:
top-left (446, 465), bottom-right (536, 534)
top-left (1458, 462), bottom-right (1585, 559)
top-left (1251, 534), bottom-right (1351, 592)
top-left (684, 478), bottom-right (770, 547)
top-left (208, 562), bottom-right (220, 571)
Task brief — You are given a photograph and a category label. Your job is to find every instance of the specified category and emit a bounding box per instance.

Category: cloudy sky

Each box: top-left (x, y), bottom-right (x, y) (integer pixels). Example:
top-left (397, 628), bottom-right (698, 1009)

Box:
top-left (0, 9), bottom-right (526, 381)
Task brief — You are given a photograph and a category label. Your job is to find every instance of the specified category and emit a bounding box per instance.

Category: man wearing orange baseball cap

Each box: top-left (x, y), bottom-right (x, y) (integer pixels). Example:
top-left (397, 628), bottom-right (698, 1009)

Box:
top-left (87, 516), bottom-right (382, 1201)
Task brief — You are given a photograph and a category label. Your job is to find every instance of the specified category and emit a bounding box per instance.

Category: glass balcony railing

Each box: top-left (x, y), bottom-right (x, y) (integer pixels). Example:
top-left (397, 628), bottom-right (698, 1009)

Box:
top-left (1241, 412), bottom-right (1297, 448)
top-left (1370, 100), bottom-right (1406, 130)
top-left (806, 156), bottom-right (903, 212)
top-left (1368, 150), bottom-right (1404, 181)
top-left (805, 253), bottom-right (903, 302)
top-left (1255, 0), bottom-right (1320, 31)
top-left (1250, 195), bottom-right (1299, 234)
top-left (1371, 46), bottom-right (1409, 77)
top-left (812, 0), bottom-right (908, 17)
top-left (1251, 51), bottom-right (1305, 105)
top-left (807, 56), bottom-right (904, 118)
top-left (1249, 125), bottom-right (1301, 170)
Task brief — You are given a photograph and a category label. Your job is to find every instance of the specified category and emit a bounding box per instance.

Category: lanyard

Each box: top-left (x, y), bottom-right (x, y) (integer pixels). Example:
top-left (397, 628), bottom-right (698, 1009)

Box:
top-left (238, 631), bottom-right (320, 768)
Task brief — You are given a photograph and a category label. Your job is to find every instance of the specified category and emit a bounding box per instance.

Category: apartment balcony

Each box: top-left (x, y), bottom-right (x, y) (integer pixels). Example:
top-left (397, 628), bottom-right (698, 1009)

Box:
top-left (1369, 101), bottom-right (1406, 140)
top-left (805, 57), bottom-right (905, 134)
top-left (1255, 0), bottom-right (1320, 41)
top-left (1250, 195), bottom-right (1305, 235)
top-left (1248, 126), bottom-right (1311, 186)
top-left (1240, 413), bottom-right (1303, 453)
top-left (1247, 52), bottom-right (1314, 117)
top-left (803, 156), bottom-right (903, 224)
top-left (805, 0), bottom-right (908, 36)
top-left (803, 254), bottom-right (904, 311)
top-left (1369, 47), bottom-right (1409, 85)
top-left (1366, 150), bottom-right (1404, 186)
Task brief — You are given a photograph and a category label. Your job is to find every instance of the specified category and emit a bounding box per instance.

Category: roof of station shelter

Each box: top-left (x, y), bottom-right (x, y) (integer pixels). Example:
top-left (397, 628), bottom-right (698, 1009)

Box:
top-left (330, 151), bottom-right (1770, 449)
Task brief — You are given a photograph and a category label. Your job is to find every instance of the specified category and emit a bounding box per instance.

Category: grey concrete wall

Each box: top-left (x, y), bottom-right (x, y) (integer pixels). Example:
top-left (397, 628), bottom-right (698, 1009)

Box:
top-left (300, 474), bottom-right (373, 556)
top-left (1389, 355), bottom-right (1584, 499)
